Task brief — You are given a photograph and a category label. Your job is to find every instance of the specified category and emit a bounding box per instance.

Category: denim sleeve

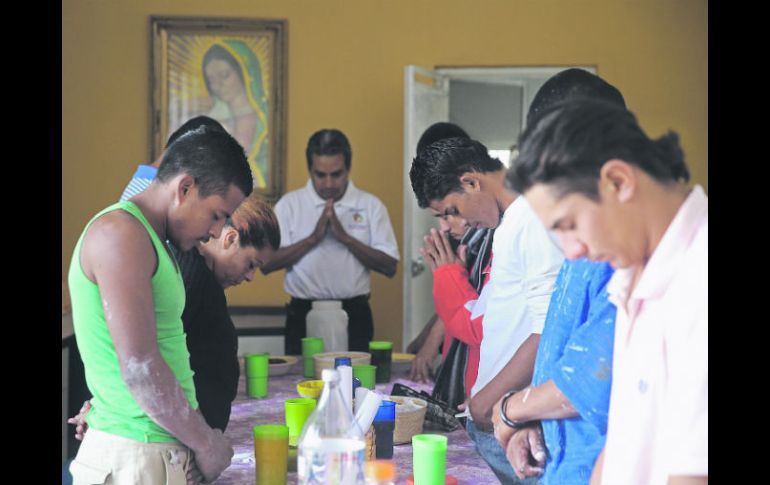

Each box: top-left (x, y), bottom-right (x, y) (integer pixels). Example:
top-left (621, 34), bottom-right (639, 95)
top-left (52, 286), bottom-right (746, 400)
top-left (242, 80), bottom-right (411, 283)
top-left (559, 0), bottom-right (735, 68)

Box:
top-left (550, 264), bottom-right (616, 434)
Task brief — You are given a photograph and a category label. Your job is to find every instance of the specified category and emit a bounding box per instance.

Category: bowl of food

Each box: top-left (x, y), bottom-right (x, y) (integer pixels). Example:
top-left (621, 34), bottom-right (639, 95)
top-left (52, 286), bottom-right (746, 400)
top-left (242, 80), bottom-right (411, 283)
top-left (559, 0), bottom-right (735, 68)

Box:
top-left (297, 379), bottom-right (324, 399)
top-left (268, 355), bottom-right (298, 376)
top-left (391, 352), bottom-right (416, 373)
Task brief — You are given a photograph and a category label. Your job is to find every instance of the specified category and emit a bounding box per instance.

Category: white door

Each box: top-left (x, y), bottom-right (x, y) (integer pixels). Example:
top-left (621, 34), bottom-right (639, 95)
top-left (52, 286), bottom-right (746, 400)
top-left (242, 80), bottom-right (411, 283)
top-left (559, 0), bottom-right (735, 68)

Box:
top-left (402, 65), bottom-right (449, 350)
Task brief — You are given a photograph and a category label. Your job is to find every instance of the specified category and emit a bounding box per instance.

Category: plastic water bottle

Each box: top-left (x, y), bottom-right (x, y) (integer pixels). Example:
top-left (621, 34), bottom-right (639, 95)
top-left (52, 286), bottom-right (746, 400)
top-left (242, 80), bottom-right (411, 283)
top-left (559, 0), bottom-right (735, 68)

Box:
top-left (306, 300), bottom-right (349, 351)
top-left (298, 369), bottom-right (365, 484)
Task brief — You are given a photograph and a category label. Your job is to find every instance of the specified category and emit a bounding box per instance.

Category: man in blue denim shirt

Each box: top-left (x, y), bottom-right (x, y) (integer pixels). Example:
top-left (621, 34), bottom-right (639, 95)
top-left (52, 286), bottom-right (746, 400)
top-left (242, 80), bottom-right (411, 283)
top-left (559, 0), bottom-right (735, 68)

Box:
top-left (499, 259), bottom-right (615, 484)
top-left (490, 68), bottom-right (625, 484)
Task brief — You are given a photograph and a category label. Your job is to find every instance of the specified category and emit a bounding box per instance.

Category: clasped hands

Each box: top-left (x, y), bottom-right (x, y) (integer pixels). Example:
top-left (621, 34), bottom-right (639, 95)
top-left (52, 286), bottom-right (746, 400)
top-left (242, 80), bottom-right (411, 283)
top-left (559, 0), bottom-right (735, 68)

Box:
top-left (490, 394), bottom-right (547, 480)
top-left (312, 199), bottom-right (350, 245)
top-left (420, 228), bottom-right (467, 271)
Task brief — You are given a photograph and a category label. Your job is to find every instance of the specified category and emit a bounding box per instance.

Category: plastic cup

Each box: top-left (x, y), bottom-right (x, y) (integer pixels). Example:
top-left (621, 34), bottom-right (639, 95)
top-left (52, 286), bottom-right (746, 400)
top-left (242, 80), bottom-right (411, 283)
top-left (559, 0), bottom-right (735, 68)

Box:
top-left (245, 353), bottom-right (269, 377)
top-left (412, 434), bottom-right (448, 485)
top-left (368, 341), bottom-right (393, 383)
top-left (284, 398), bottom-right (316, 447)
top-left (253, 424), bottom-right (289, 485)
top-left (352, 364), bottom-right (377, 390)
top-left (301, 337), bottom-right (324, 378)
top-left (247, 376), bottom-right (268, 398)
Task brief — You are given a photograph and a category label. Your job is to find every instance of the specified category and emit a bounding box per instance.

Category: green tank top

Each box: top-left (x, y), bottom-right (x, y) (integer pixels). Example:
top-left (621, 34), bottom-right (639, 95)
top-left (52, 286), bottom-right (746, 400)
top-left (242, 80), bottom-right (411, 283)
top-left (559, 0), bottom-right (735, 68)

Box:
top-left (68, 200), bottom-right (198, 443)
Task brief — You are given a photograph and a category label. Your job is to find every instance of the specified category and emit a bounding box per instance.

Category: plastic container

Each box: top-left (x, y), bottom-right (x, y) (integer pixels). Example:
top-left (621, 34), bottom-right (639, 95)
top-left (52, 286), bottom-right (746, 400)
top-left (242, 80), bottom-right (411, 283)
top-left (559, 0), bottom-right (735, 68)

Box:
top-left (306, 300), bottom-right (349, 352)
top-left (368, 341), bottom-right (393, 383)
top-left (297, 369), bottom-right (365, 484)
top-left (373, 400), bottom-right (396, 459)
top-left (334, 357), bottom-right (353, 368)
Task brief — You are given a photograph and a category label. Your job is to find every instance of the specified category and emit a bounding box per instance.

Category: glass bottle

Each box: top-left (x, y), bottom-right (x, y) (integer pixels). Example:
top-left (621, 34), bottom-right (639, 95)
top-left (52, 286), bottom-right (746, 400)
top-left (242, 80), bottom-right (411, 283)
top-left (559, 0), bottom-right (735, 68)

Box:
top-left (298, 368), bottom-right (365, 485)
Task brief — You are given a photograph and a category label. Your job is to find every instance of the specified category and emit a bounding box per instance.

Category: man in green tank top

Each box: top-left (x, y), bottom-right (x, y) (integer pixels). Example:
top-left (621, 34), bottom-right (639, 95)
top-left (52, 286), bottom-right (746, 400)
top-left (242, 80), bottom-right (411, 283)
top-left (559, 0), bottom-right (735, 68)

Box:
top-left (67, 126), bottom-right (253, 484)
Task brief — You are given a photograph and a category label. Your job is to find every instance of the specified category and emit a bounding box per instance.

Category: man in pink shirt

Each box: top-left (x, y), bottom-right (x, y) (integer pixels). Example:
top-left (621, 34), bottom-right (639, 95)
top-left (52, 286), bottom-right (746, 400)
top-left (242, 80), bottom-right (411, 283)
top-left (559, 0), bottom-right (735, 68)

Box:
top-left (508, 98), bottom-right (707, 485)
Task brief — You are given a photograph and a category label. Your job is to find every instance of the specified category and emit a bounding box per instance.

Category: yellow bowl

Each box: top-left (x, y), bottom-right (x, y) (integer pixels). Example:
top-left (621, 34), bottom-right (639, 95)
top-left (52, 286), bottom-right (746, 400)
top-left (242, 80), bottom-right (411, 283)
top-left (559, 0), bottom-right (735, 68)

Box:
top-left (392, 352), bottom-right (416, 373)
top-left (297, 379), bottom-right (324, 399)
top-left (392, 352), bottom-right (416, 362)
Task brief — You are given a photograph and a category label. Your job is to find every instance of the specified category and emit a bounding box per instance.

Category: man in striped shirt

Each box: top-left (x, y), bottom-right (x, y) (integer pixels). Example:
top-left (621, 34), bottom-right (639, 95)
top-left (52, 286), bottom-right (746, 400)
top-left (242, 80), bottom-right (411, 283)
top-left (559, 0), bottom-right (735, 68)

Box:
top-left (120, 116), bottom-right (225, 201)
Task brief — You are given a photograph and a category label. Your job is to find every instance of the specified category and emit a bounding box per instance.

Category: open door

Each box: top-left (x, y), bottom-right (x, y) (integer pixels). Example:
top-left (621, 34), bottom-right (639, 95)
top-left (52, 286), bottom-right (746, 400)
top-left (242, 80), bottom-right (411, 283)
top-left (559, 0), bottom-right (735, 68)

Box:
top-left (402, 65), bottom-right (595, 349)
top-left (402, 65), bottom-right (448, 350)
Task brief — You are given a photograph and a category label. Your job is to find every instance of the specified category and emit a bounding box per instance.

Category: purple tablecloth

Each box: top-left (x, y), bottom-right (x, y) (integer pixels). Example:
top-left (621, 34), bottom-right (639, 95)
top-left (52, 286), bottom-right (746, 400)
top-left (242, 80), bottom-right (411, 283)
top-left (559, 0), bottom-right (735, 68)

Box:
top-left (213, 358), bottom-right (500, 484)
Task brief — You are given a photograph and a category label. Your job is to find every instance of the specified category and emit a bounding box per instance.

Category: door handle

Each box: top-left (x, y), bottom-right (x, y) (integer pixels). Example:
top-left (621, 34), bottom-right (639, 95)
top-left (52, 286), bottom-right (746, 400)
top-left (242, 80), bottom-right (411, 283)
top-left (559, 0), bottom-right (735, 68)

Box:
top-left (411, 256), bottom-right (426, 277)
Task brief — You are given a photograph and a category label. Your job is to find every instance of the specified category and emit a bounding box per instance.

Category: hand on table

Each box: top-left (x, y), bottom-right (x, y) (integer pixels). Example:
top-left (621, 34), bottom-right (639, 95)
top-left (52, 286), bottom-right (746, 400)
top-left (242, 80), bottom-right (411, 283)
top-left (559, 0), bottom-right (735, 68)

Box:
top-left (409, 347), bottom-right (434, 383)
top-left (505, 424), bottom-right (546, 480)
top-left (67, 399), bottom-right (91, 441)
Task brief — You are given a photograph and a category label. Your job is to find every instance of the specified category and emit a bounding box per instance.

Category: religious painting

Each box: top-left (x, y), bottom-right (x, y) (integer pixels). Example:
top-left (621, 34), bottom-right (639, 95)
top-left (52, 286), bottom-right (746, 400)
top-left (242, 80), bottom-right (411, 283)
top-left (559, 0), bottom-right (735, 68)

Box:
top-left (151, 17), bottom-right (287, 200)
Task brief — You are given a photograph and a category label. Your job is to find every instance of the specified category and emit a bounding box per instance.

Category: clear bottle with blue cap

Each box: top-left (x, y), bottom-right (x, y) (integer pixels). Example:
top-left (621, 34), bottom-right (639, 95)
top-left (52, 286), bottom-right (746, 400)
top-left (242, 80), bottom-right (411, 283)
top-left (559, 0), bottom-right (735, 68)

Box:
top-left (334, 357), bottom-right (362, 396)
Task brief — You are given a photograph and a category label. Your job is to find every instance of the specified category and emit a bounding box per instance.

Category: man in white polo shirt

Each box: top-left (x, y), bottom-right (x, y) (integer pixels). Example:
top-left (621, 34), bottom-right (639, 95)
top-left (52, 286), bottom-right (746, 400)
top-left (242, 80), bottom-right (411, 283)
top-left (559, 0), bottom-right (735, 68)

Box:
top-left (262, 128), bottom-right (399, 354)
top-left (410, 137), bottom-right (563, 484)
top-left (510, 98), bottom-right (707, 485)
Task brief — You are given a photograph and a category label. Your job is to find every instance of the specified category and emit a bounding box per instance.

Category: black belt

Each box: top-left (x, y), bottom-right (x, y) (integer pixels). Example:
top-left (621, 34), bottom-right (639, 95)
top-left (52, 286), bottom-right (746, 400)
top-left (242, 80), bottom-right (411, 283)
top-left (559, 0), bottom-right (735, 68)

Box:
top-left (290, 294), bottom-right (370, 305)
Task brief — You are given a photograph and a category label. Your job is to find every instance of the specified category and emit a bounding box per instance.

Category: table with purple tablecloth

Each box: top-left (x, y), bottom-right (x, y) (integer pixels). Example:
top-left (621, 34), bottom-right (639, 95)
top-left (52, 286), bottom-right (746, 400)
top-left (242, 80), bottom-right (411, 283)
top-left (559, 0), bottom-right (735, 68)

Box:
top-left (213, 358), bottom-right (500, 484)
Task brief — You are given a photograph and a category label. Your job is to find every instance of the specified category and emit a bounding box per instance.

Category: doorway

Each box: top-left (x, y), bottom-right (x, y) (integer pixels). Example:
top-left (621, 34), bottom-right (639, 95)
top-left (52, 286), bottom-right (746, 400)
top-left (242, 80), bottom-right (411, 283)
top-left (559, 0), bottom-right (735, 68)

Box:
top-left (402, 65), bottom-right (596, 348)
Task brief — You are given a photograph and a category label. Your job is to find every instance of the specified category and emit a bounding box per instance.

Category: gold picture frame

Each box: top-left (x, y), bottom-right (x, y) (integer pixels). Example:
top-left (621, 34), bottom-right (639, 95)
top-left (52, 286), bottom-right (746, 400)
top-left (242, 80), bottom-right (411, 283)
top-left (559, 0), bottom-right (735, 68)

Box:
top-left (150, 16), bottom-right (287, 201)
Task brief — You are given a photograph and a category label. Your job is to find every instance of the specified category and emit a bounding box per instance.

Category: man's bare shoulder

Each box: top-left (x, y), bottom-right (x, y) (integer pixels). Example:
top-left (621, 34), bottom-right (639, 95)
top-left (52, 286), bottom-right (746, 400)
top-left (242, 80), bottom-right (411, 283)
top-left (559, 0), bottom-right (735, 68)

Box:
top-left (85, 209), bottom-right (151, 246)
top-left (80, 209), bottom-right (156, 279)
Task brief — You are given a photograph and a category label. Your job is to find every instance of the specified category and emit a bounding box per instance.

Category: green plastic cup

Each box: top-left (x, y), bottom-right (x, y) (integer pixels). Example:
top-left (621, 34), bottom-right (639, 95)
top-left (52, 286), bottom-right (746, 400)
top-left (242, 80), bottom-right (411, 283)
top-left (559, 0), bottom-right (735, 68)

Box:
top-left (247, 376), bottom-right (268, 398)
top-left (284, 398), bottom-right (316, 447)
top-left (352, 364), bottom-right (377, 390)
top-left (368, 341), bottom-right (394, 383)
top-left (301, 337), bottom-right (324, 378)
top-left (412, 434), bottom-right (448, 485)
top-left (245, 353), bottom-right (269, 377)
top-left (253, 424), bottom-right (289, 485)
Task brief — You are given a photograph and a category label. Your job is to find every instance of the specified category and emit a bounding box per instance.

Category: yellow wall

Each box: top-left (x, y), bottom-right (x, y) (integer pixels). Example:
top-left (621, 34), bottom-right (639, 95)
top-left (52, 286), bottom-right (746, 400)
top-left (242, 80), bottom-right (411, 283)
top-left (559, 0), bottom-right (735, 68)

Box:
top-left (63, 0), bottom-right (707, 349)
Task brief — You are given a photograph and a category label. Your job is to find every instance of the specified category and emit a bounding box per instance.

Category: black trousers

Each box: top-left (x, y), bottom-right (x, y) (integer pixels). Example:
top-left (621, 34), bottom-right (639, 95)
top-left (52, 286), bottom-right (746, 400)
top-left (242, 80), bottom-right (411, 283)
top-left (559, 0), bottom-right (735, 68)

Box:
top-left (284, 294), bottom-right (374, 355)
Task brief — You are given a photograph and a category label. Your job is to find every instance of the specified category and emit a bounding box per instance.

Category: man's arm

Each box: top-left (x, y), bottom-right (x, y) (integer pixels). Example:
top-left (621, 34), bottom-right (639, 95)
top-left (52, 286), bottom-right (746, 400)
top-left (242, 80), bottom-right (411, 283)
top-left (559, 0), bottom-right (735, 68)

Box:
top-left (491, 379), bottom-right (578, 448)
top-left (469, 333), bottom-right (540, 429)
top-left (409, 317), bottom-right (445, 383)
top-left (80, 213), bottom-right (232, 482)
top-left (327, 200), bottom-right (398, 277)
top-left (261, 208), bottom-right (328, 274)
top-left (406, 313), bottom-right (439, 354)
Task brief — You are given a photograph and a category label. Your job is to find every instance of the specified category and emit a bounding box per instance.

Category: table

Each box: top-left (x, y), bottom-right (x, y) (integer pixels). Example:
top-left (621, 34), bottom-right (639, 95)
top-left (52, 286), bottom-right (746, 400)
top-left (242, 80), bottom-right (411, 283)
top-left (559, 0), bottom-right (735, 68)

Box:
top-left (214, 359), bottom-right (500, 484)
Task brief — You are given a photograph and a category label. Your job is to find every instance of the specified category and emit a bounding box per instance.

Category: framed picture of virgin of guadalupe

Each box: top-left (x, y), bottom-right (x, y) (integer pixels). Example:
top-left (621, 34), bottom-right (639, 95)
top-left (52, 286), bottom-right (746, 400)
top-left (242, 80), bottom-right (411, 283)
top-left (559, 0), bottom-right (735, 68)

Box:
top-left (151, 17), bottom-right (287, 200)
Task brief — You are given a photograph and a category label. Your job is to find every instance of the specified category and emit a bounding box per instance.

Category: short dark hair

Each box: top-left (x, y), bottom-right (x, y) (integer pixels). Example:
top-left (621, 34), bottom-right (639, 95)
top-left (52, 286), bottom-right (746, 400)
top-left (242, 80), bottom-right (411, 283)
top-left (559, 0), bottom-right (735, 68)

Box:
top-left (416, 122), bottom-right (470, 155)
top-left (166, 116), bottom-right (225, 149)
top-left (509, 98), bottom-right (690, 200)
top-left (305, 129), bottom-right (352, 171)
top-left (157, 125), bottom-right (254, 199)
top-left (527, 68), bottom-right (626, 126)
top-left (410, 137), bottom-right (503, 208)
top-left (227, 193), bottom-right (281, 250)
